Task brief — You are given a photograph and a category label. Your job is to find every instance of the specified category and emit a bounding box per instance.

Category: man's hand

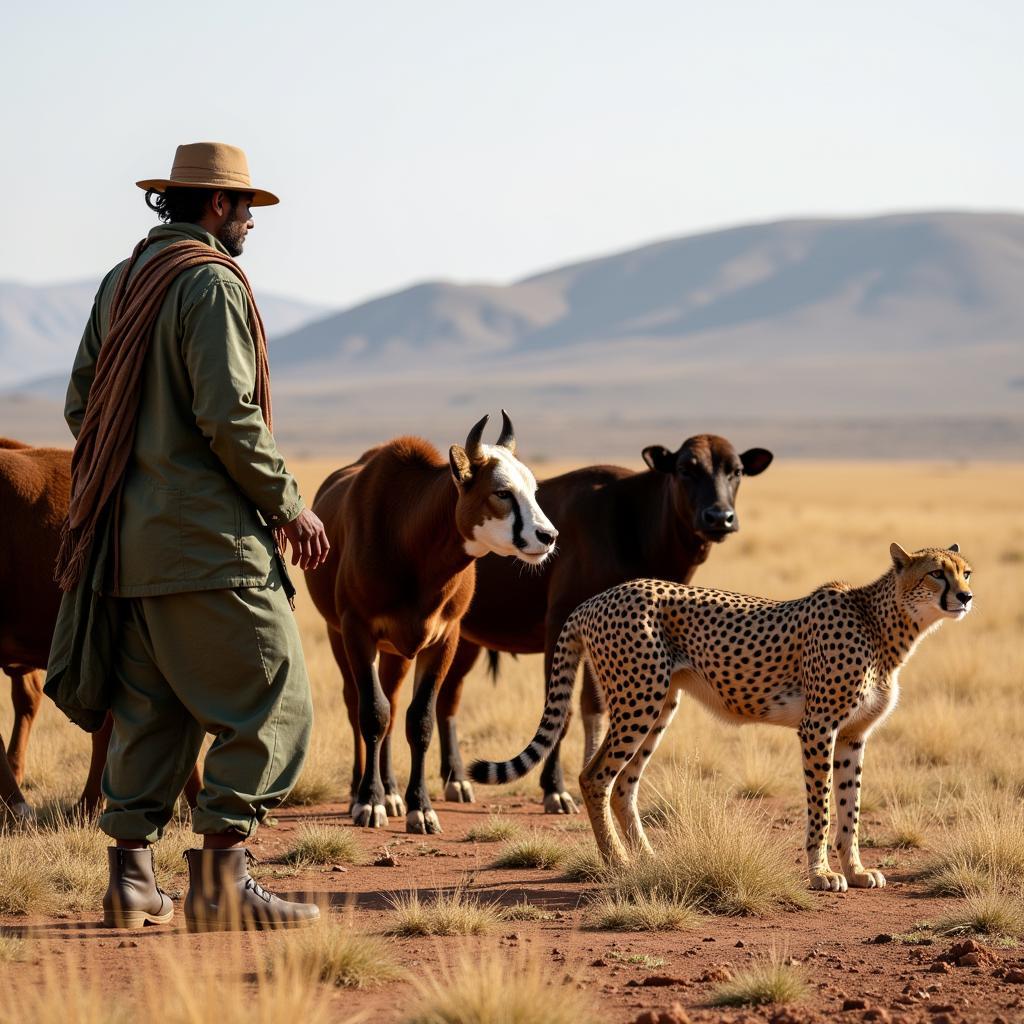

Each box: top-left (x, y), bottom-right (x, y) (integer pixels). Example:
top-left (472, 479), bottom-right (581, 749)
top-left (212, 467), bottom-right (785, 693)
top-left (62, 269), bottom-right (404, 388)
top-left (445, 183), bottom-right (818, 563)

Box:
top-left (277, 508), bottom-right (330, 571)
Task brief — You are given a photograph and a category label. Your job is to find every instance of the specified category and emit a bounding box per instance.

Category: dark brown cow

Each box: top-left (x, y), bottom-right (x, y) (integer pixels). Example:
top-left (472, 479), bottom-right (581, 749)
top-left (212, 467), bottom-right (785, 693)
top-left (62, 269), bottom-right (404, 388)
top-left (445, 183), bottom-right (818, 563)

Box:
top-left (0, 438), bottom-right (200, 820)
top-left (435, 434), bottom-right (773, 812)
top-left (305, 413), bottom-right (557, 833)
top-left (0, 438), bottom-right (70, 819)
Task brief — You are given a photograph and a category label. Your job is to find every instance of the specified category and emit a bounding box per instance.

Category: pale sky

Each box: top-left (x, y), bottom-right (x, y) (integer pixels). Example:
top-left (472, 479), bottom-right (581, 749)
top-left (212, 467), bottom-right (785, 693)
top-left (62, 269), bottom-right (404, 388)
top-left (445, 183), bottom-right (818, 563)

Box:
top-left (2, 0), bottom-right (1020, 308)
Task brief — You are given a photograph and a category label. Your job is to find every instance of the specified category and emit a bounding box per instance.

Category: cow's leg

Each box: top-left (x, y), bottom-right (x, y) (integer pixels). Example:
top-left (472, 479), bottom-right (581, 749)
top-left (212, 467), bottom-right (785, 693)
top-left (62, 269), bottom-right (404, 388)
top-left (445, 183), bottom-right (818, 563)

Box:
top-left (405, 628), bottom-right (459, 834)
top-left (328, 626), bottom-right (365, 806)
top-left (580, 662), bottom-right (607, 767)
top-left (341, 613), bottom-right (390, 828)
top-left (435, 636), bottom-right (481, 803)
top-left (378, 653), bottom-right (411, 817)
top-left (540, 613), bottom-right (579, 814)
top-left (8, 669), bottom-right (44, 785)
top-left (77, 713), bottom-right (113, 815)
top-left (0, 682), bottom-right (30, 820)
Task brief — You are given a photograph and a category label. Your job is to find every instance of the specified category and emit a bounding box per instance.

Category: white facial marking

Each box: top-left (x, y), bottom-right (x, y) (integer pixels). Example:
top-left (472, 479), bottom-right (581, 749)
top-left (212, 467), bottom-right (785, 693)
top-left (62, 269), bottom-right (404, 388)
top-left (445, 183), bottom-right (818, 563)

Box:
top-left (463, 445), bottom-right (557, 564)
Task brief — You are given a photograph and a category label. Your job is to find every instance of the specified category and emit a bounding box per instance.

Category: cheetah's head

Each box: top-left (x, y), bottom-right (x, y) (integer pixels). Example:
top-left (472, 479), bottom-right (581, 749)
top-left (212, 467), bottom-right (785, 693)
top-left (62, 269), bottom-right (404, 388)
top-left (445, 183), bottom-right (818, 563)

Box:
top-left (890, 542), bottom-right (973, 624)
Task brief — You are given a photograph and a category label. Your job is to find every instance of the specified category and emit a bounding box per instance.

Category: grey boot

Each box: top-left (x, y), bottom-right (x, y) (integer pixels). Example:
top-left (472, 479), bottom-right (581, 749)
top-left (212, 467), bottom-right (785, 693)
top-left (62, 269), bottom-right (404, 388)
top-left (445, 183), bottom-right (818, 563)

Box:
top-left (183, 848), bottom-right (320, 932)
top-left (102, 847), bottom-right (174, 929)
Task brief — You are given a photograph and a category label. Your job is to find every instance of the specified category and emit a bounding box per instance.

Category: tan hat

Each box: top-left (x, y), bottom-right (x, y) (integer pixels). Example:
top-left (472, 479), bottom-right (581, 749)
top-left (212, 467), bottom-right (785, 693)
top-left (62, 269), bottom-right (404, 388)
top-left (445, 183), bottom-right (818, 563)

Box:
top-left (136, 142), bottom-right (279, 206)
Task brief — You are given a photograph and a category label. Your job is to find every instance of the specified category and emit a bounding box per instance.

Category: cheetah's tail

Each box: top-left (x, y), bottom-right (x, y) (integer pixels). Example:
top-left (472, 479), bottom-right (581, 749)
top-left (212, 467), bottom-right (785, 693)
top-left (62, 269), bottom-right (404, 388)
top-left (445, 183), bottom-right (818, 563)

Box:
top-left (468, 614), bottom-right (584, 786)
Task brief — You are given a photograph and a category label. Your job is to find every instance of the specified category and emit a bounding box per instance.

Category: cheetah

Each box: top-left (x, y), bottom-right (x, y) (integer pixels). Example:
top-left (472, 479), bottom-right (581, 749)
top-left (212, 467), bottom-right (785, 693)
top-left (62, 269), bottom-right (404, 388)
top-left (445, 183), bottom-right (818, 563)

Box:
top-left (471, 543), bottom-right (973, 891)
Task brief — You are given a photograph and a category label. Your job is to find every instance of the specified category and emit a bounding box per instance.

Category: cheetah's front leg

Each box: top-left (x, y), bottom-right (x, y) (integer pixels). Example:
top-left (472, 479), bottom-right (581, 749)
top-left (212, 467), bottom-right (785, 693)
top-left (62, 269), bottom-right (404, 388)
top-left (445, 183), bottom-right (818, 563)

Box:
top-left (833, 735), bottom-right (885, 889)
top-left (798, 717), bottom-right (846, 892)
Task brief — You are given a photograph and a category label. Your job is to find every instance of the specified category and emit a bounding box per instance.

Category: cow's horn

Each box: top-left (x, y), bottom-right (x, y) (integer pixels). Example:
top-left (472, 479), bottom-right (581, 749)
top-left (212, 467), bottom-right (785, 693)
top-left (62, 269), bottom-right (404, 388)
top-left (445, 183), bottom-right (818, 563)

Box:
top-left (497, 409), bottom-right (517, 454)
top-left (465, 414), bottom-right (489, 463)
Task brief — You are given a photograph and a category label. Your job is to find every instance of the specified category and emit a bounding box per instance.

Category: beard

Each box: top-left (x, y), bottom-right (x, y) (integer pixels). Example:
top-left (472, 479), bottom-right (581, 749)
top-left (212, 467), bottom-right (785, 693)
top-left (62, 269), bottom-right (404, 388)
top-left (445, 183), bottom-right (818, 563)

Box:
top-left (217, 216), bottom-right (248, 257)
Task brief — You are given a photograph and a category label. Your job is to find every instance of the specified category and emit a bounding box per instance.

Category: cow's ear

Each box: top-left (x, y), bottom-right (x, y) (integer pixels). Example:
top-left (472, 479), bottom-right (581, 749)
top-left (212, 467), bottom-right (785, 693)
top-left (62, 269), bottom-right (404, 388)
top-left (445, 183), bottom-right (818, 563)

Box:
top-left (449, 445), bottom-right (474, 485)
top-left (642, 445), bottom-right (676, 473)
top-left (740, 448), bottom-right (773, 476)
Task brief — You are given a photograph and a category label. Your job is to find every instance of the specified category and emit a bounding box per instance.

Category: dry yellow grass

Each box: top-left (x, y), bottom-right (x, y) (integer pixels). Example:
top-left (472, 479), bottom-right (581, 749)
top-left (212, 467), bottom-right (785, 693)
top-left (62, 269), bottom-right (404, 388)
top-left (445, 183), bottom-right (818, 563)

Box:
top-left (2, 460), bottom-right (1021, 904)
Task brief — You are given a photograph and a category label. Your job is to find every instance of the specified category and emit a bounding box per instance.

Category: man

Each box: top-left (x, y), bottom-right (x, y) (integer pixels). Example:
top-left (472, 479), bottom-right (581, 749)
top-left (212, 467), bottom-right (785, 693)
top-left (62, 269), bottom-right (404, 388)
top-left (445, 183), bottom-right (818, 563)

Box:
top-left (51, 142), bottom-right (329, 931)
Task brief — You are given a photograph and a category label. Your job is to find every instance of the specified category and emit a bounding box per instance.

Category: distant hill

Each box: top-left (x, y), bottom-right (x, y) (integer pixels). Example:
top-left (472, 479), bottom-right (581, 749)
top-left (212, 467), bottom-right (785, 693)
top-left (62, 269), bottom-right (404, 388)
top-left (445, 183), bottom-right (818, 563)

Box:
top-left (3, 212), bottom-right (1022, 458)
top-left (0, 280), bottom-right (329, 387)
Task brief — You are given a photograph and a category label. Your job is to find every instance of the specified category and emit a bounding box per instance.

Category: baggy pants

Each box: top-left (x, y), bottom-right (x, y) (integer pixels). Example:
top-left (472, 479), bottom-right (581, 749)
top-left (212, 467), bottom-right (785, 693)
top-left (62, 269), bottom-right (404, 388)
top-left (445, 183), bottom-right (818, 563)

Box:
top-left (98, 569), bottom-right (312, 842)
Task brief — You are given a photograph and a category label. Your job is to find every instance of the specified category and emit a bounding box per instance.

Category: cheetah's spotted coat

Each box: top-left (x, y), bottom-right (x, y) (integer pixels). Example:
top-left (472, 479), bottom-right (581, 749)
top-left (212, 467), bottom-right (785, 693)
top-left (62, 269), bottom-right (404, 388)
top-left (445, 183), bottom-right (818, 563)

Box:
top-left (471, 543), bottom-right (973, 891)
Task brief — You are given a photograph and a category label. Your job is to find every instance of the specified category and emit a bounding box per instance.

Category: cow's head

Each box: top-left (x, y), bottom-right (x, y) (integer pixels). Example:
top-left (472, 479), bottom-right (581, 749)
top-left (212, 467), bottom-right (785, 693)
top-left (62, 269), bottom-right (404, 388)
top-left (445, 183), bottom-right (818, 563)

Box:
top-left (449, 411), bottom-right (558, 565)
top-left (642, 434), bottom-right (773, 543)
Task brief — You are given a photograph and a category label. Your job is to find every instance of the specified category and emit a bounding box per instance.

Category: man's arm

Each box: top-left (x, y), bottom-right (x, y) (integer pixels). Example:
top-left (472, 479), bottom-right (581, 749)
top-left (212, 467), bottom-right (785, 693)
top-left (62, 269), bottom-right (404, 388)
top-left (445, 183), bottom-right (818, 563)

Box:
top-left (181, 276), bottom-right (305, 526)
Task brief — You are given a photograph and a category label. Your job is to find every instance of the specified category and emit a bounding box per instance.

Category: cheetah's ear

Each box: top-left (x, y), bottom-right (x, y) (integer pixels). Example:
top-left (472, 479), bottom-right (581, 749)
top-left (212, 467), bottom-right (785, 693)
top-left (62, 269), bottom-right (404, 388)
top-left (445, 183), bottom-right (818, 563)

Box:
top-left (948, 543), bottom-right (960, 553)
top-left (890, 542), bottom-right (912, 570)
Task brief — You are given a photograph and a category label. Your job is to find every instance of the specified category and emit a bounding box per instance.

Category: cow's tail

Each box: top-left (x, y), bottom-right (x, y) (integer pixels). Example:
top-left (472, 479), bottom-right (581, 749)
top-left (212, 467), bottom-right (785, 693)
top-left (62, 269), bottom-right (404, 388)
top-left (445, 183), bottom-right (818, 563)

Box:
top-left (469, 614), bottom-right (584, 785)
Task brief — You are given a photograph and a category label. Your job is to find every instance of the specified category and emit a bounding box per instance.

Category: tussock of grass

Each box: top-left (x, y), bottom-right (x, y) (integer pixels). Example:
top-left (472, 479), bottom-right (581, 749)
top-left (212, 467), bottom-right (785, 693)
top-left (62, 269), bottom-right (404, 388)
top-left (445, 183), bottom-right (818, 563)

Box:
top-left (934, 887), bottom-right (1024, 939)
top-left (710, 948), bottom-right (808, 1007)
top-left (499, 897), bottom-right (556, 922)
top-left (561, 844), bottom-right (605, 883)
top-left (883, 793), bottom-right (940, 850)
top-left (617, 774), bottom-right (811, 916)
top-left (465, 815), bottom-right (520, 843)
top-left (281, 738), bottom-right (340, 807)
top-left (283, 822), bottom-right (362, 867)
top-left (0, 933), bottom-right (26, 962)
top-left (922, 797), bottom-right (1024, 895)
top-left (271, 918), bottom-right (403, 988)
top-left (403, 949), bottom-right (597, 1024)
top-left (386, 885), bottom-right (501, 936)
top-left (585, 889), bottom-right (699, 931)
top-left (493, 830), bottom-right (567, 870)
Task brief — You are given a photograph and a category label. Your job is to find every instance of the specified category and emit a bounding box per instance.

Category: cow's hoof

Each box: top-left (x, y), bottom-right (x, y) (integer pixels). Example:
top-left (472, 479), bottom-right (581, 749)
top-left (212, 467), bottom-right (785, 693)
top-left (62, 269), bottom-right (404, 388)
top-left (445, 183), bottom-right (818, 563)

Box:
top-left (543, 791), bottom-right (579, 815)
top-left (406, 809), bottom-right (442, 834)
top-left (352, 802), bottom-right (389, 828)
top-left (445, 779), bottom-right (475, 803)
top-left (383, 793), bottom-right (406, 817)
top-left (5, 801), bottom-right (36, 829)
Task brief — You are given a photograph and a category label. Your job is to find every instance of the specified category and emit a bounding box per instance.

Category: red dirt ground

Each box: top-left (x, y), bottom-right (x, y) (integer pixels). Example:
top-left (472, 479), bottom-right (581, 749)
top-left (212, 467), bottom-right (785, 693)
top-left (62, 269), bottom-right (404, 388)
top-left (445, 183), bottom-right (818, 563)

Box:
top-left (5, 796), bottom-right (1024, 1024)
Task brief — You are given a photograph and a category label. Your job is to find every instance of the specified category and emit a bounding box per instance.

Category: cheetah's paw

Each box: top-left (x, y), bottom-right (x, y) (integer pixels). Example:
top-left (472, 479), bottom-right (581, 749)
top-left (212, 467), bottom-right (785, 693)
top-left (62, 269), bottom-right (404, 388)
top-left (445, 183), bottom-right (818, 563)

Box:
top-left (846, 867), bottom-right (886, 889)
top-left (352, 802), bottom-right (389, 828)
top-left (543, 791), bottom-right (579, 814)
top-left (445, 780), bottom-right (475, 803)
top-left (406, 809), bottom-right (442, 834)
top-left (809, 869), bottom-right (849, 892)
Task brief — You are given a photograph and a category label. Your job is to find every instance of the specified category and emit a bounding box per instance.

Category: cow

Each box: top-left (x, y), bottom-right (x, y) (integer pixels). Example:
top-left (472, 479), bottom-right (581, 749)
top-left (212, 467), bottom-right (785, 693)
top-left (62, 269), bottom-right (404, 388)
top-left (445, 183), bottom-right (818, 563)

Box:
top-left (433, 434), bottom-right (773, 812)
top-left (0, 439), bottom-right (70, 821)
top-left (0, 438), bottom-right (200, 821)
top-left (305, 412), bottom-right (557, 834)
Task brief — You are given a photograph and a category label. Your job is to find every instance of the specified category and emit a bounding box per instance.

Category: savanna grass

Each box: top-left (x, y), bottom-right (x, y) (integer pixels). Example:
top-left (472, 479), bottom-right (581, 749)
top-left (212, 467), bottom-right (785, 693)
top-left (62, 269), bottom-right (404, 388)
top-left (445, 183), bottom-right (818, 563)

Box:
top-left (493, 830), bottom-right (568, 870)
top-left (586, 889), bottom-right (699, 931)
top-left (271, 917), bottom-right (403, 988)
top-left (710, 948), bottom-right (808, 1007)
top-left (386, 885), bottom-right (501, 936)
top-left (283, 822), bottom-right (362, 867)
top-left (464, 814), bottom-right (521, 843)
top-left (619, 773), bottom-right (811, 916)
top-left (934, 886), bottom-right (1024, 940)
top-left (403, 948), bottom-right (598, 1024)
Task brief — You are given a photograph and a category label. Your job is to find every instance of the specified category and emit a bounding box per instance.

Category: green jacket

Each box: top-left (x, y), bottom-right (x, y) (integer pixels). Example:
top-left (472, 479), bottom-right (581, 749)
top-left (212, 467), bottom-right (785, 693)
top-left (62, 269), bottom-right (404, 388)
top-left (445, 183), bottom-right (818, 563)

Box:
top-left (65, 222), bottom-right (304, 596)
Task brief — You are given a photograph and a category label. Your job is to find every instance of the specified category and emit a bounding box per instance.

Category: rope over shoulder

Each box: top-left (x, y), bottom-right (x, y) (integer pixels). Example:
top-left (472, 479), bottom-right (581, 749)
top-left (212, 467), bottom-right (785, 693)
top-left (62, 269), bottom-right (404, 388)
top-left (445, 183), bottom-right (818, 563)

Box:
top-left (55, 238), bottom-right (274, 592)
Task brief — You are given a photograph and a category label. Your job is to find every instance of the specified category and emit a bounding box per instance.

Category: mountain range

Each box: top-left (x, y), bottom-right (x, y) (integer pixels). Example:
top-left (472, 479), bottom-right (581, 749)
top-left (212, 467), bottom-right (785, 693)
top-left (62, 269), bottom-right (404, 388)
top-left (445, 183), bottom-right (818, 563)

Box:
top-left (3, 211), bottom-right (1022, 458)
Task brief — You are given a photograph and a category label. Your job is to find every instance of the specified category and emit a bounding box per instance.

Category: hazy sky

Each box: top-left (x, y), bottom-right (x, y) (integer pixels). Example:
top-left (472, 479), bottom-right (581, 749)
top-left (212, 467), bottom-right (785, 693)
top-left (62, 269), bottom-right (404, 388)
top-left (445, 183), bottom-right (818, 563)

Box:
top-left (2, 0), bottom-right (1020, 308)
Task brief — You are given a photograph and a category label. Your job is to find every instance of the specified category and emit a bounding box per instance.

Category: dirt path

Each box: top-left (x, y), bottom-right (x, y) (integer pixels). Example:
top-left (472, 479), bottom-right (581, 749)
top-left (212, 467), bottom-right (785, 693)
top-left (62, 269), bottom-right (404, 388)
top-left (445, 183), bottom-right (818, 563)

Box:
top-left (5, 797), bottom-right (1023, 1024)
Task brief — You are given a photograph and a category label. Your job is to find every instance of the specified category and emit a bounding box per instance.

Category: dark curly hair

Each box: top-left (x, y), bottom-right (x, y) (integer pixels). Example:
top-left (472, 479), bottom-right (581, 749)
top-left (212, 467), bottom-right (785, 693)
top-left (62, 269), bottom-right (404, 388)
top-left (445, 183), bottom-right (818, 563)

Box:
top-left (145, 186), bottom-right (244, 224)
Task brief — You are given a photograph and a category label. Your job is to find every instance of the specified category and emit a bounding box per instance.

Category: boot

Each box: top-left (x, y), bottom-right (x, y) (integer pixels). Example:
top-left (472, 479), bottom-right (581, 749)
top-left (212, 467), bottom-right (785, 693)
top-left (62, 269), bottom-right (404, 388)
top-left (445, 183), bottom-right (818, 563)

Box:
top-left (183, 848), bottom-right (320, 932)
top-left (102, 847), bottom-right (174, 929)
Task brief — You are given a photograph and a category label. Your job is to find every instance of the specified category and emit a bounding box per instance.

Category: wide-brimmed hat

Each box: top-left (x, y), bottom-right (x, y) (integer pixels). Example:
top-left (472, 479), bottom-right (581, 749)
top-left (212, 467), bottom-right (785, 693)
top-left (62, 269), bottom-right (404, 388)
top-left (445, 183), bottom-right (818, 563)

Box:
top-left (136, 142), bottom-right (279, 206)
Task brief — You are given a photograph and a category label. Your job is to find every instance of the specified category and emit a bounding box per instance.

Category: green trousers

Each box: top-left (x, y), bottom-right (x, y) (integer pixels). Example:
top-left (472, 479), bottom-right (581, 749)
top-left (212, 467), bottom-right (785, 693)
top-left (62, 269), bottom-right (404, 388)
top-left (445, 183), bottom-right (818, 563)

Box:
top-left (98, 570), bottom-right (312, 842)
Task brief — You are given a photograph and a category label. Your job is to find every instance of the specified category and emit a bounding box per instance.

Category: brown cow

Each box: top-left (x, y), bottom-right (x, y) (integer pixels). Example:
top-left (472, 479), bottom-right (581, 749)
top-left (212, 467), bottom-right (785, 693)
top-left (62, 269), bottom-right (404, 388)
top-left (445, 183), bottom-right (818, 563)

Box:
top-left (434, 434), bottom-right (773, 812)
top-left (0, 438), bottom-right (70, 820)
top-left (305, 413), bottom-right (557, 833)
top-left (0, 438), bottom-right (200, 820)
